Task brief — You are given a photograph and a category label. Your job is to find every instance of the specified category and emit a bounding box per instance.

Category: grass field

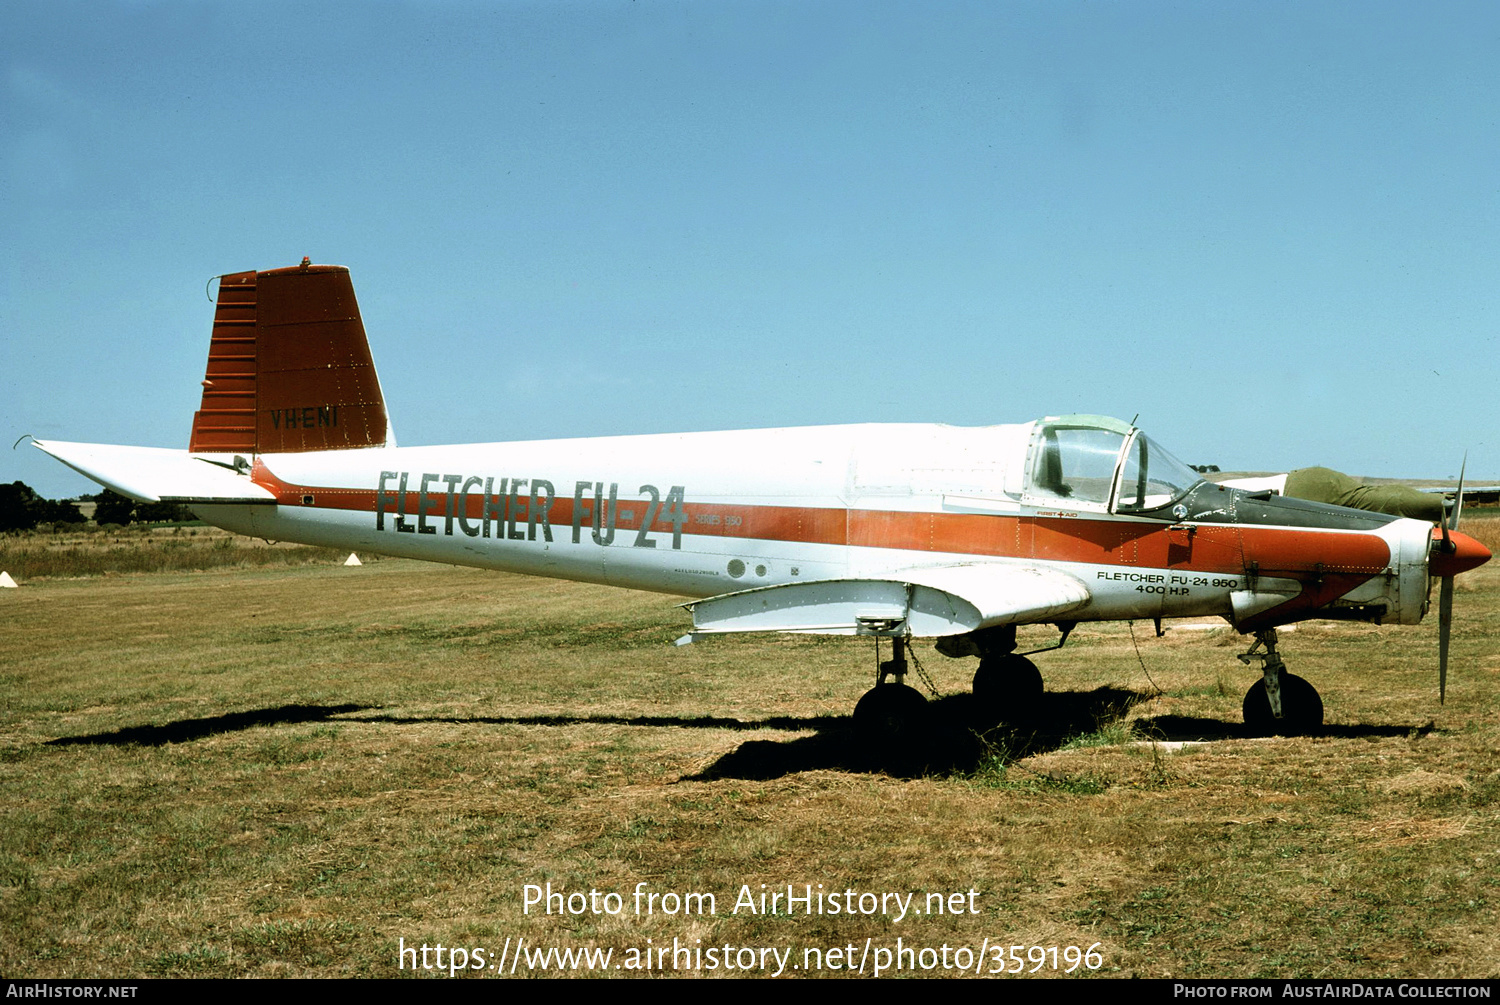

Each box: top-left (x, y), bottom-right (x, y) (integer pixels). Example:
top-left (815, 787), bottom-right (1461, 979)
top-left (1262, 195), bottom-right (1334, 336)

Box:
top-left (0, 524), bottom-right (358, 580)
top-left (2, 518), bottom-right (1497, 979)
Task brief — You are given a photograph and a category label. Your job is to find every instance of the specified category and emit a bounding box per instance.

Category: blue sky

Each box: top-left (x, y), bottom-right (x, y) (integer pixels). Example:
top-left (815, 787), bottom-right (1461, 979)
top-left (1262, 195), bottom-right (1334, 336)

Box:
top-left (4, 1), bottom-right (1496, 499)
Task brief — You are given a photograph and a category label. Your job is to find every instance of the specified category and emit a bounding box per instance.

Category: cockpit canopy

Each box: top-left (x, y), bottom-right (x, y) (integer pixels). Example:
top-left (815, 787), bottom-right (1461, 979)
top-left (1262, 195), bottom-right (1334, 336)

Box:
top-left (1022, 414), bottom-right (1203, 515)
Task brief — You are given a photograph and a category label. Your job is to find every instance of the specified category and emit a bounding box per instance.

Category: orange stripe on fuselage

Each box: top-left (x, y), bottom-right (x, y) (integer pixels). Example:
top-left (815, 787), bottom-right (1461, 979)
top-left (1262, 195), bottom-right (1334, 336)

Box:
top-left (250, 461), bottom-right (1393, 590)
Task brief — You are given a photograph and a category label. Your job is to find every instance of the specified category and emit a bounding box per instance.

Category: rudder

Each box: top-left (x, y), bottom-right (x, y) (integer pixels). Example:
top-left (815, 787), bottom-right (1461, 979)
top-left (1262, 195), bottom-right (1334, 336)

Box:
top-left (189, 261), bottom-right (393, 454)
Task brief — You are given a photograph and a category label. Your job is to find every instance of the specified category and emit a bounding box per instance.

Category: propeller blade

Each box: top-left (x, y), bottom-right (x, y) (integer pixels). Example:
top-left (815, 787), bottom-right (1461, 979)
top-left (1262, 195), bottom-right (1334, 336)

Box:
top-left (1429, 454), bottom-right (1487, 705)
top-left (1438, 574), bottom-right (1454, 704)
top-left (1451, 454), bottom-right (1467, 532)
top-left (1434, 456), bottom-right (1466, 706)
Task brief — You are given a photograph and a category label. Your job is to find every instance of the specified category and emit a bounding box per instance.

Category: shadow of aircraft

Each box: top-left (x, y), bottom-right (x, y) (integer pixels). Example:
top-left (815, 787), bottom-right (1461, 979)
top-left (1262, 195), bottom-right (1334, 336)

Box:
top-left (689, 686), bottom-right (1150, 781)
top-left (47, 703), bottom-right (371, 747)
top-left (352, 711), bottom-right (833, 732)
top-left (45, 693), bottom-right (1439, 780)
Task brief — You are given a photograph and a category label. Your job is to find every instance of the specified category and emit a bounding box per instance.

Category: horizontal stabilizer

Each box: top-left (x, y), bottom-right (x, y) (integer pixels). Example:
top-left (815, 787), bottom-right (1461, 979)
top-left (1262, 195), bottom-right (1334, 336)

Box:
top-left (684, 563), bottom-right (1089, 638)
top-left (31, 440), bottom-right (275, 504)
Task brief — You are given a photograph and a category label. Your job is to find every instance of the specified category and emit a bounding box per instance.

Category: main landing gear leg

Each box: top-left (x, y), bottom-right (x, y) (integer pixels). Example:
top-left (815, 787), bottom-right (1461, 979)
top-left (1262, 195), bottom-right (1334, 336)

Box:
top-left (1238, 628), bottom-right (1323, 736)
top-left (853, 634), bottom-right (930, 749)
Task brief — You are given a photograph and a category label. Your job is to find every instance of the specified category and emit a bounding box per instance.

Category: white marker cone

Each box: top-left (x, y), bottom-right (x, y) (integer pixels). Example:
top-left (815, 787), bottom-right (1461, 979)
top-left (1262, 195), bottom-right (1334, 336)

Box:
top-left (0, 571), bottom-right (18, 588)
top-left (343, 553), bottom-right (362, 566)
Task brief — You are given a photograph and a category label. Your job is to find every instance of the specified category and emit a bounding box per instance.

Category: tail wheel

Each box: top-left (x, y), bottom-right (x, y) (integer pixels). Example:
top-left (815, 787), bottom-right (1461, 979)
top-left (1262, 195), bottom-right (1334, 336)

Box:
top-left (1242, 672), bottom-right (1323, 736)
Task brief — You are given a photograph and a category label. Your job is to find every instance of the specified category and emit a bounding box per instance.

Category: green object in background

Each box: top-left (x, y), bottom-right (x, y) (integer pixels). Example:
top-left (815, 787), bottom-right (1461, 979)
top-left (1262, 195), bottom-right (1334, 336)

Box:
top-left (1284, 467), bottom-right (1445, 522)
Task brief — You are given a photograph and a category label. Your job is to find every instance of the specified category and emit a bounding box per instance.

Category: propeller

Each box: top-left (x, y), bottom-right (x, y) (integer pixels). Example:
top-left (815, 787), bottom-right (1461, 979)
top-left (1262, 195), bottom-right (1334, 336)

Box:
top-left (1428, 456), bottom-right (1489, 703)
top-left (1438, 457), bottom-right (1462, 703)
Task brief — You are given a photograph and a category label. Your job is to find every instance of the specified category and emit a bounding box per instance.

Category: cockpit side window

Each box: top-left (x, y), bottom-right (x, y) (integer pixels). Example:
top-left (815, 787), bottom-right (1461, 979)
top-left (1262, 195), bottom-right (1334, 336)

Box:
top-left (1026, 426), bottom-right (1126, 506)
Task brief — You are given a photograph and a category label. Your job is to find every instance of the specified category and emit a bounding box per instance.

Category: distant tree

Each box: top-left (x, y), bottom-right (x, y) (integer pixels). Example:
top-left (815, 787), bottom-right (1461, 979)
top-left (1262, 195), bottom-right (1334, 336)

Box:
top-left (134, 500), bottom-right (192, 523)
top-left (0, 483), bottom-right (87, 532)
top-left (93, 490), bottom-right (136, 526)
top-left (0, 482), bottom-right (42, 533)
top-left (34, 498), bottom-right (86, 525)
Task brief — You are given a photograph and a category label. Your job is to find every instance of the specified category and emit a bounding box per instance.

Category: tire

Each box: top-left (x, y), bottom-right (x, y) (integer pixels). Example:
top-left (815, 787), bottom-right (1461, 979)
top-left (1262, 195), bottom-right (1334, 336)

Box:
top-left (853, 683), bottom-right (930, 750)
top-left (971, 654), bottom-right (1044, 725)
top-left (1242, 672), bottom-right (1323, 736)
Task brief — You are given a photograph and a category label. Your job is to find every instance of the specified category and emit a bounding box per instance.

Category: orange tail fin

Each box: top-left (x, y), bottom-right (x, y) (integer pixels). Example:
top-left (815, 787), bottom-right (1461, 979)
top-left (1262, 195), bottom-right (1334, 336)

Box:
top-left (188, 262), bottom-right (393, 454)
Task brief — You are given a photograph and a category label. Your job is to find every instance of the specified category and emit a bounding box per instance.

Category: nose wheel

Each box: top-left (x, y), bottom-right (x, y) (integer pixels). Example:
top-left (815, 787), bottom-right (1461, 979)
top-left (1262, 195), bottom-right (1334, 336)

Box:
top-left (1238, 629), bottom-right (1323, 735)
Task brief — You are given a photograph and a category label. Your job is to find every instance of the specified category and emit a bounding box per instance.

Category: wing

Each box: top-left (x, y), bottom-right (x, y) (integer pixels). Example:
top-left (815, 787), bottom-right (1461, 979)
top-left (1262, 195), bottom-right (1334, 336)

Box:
top-left (682, 562), bottom-right (1090, 639)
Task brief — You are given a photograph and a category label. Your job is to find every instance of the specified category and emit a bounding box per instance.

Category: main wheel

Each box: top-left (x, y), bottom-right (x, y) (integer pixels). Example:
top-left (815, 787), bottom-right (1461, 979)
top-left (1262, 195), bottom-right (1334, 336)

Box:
top-left (972, 654), bottom-right (1044, 725)
top-left (1242, 672), bottom-right (1323, 736)
top-left (853, 683), bottom-right (930, 750)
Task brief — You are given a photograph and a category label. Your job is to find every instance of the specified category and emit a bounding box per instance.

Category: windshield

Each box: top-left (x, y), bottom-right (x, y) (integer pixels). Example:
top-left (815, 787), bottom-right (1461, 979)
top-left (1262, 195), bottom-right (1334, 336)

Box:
top-left (1114, 432), bottom-right (1202, 512)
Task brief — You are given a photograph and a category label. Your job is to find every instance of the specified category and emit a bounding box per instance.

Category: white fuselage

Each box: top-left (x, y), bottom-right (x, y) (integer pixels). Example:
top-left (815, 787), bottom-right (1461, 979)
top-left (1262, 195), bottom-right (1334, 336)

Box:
top-left (188, 421), bottom-right (1435, 632)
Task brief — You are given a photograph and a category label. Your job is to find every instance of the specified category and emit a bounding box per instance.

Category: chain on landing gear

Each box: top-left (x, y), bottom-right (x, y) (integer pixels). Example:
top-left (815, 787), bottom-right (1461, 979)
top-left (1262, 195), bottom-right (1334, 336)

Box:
top-left (875, 633), bottom-right (940, 697)
top-left (856, 629), bottom-right (933, 751)
top-left (1237, 628), bottom-right (1324, 735)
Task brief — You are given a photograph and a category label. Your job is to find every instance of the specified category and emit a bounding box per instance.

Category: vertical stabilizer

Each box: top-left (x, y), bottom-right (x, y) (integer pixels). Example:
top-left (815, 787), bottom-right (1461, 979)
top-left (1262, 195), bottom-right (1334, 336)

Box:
top-left (188, 262), bottom-right (392, 454)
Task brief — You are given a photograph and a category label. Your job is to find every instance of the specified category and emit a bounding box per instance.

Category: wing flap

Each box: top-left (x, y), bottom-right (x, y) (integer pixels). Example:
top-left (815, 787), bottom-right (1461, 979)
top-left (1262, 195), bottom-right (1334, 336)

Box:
top-left (31, 440), bottom-right (275, 504)
top-left (684, 563), bottom-right (1090, 638)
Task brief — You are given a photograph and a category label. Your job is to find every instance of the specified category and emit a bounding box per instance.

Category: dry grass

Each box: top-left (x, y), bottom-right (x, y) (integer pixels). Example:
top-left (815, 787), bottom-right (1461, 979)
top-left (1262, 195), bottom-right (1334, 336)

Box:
top-left (1462, 514), bottom-right (1500, 555)
top-left (0, 525), bottom-right (359, 580)
top-left (1, 542), bottom-right (1497, 979)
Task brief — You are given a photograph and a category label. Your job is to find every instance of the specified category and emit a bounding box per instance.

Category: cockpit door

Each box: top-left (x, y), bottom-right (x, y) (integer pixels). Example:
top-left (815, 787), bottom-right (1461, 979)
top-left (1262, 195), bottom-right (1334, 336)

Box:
top-left (1019, 419), bottom-right (1131, 511)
